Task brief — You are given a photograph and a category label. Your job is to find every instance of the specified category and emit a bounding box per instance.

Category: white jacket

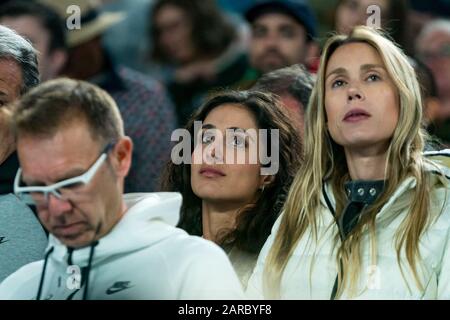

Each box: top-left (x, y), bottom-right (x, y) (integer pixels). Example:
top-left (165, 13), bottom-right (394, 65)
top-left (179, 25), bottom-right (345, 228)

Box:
top-left (0, 193), bottom-right (244, 300)
top-left (247, 170), bottom-right (450, 299)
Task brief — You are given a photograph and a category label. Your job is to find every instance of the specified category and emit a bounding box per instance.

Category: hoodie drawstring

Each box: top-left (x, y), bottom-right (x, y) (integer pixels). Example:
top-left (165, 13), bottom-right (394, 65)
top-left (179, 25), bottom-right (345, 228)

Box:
top-left (67, 247), bottom-right (74, 265)
top-left (38, 224), bottom-right (101, 300)
top-left (65, 241), bottom-right (99, 300)
top-left (36, 242), bottom-right (98, 300)
top-left (36, 247), bottom-right (55, 300)
top-left (82, 241), bottom-right (99, 300)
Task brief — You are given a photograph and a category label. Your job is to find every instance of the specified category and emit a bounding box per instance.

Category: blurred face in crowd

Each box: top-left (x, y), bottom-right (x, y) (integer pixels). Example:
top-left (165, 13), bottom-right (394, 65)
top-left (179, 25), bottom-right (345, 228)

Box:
top-left (154, 4), bottom-right (196, 64)
top-left (191, 104), bottom-right (272, 207)
top-left (335, 0), bottom-right (389, 34)
top-left (416, 29), bottom-right (450, 99)
top-left (62, 37), bottom-right (104, 80)
top-left (0, 15), bottom-right (66, 81)
top-left (17, 118), bottom-right (132, 248)
top-left (0, 58), bottom-right (21, 108)
top-left (250, 13), bottom-right (311, 74)
top-left (278, 94), bottom-right (305, 138)
top-left (324, 42), bottom-right (399, 153)
top-left (0, 58), bottom-right (22, 163)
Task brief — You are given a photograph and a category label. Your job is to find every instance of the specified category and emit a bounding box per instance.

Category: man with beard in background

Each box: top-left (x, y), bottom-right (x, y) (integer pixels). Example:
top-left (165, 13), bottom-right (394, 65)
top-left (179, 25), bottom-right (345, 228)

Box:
top-left (244, 0), bottom-right (318, 78)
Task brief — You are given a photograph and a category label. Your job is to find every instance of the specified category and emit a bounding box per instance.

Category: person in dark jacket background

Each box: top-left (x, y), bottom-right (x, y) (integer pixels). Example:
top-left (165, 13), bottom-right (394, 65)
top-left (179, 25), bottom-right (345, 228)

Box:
top-left (0, 24), bottom-right (47, 282)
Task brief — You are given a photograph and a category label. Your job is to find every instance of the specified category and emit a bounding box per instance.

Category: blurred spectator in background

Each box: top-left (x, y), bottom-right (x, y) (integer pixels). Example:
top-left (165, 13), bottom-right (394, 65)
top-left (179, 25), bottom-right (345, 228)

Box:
top-left (217, 0), bottom-right (254, 15)
top-left (244, 0), bottom-right (318, 78)
top-left (149, 0), bottom-right (250, 126)
top-left (0, 24), bottom-right (39, 194)
top-left (333, 0), bottom-right (411, 54)
top-left (100, 0), bottom-right (154, 71)
top-left (40, 0), bottom-right (177, 193)
top-left (0, 24), bottom-right (47, 283)
top-left (416, 19), bottom-right (450, 145)
top-left (416, 20), bottom-right (450, 121)
top-left (408, 0), bottom-right (450, 51)
top-left (251, 64), bottom-right (314, 137)
top-left (408, 57), bottom-right (441, 131)
top-left (0, 0), bottom-right (67, 82)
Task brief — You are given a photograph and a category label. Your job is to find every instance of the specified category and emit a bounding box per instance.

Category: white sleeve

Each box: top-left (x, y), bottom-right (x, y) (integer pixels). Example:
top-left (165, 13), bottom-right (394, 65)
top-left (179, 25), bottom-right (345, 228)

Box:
top-left (245, 213), bottom-right (283, 299)
top-left (437, 225), bottom-right (450, 299)
top-left (177, 240), bottom-right (245, 300)
top-left (0, 261), bottom-right (42, 300)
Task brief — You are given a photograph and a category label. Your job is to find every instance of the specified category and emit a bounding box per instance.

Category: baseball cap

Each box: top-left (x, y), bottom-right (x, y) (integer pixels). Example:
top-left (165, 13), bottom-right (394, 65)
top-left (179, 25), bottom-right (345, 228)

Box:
top-left (244, 0), bottom-right (317, 40)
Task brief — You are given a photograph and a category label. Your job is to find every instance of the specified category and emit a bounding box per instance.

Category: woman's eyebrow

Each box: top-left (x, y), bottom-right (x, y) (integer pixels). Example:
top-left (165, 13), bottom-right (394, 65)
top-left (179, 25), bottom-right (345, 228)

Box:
top-left (227, 126), bottom-right (246, 131)
top-left (360, 64), bottom-right (385, 72)
top-left (201, 124), bottom-right (216, 129)
top-left (326, 67), bottom-right (347, 80)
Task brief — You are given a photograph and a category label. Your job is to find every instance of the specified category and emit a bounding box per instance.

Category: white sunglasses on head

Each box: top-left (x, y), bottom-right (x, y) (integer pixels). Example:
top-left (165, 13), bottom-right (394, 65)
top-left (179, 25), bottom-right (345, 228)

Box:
top-left (14, 143), bottom-right (114, 206)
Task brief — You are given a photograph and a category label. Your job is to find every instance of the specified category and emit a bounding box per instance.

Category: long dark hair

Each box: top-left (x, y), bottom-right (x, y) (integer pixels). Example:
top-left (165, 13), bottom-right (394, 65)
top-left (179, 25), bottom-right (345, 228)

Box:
top-left (150, 0), bottom-right (236, 63)
top-left (160, 90), bottom-right (303, 253)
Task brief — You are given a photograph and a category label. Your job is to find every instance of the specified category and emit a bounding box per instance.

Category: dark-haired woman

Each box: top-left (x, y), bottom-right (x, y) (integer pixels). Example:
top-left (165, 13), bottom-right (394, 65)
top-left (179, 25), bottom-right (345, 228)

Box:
top-left (161, 90), bottom-right (302, 288)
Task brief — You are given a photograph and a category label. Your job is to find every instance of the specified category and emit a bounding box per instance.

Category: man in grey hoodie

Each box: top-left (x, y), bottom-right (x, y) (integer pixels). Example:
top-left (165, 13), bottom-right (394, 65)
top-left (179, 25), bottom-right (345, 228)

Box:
top-left (0, 25), bottom-right (47, 282)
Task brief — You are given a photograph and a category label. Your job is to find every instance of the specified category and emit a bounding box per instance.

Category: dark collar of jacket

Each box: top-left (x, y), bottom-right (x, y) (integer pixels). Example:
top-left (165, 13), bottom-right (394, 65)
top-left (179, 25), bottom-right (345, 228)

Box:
top-left (0, 152), bottom-right (19, 195)
top-left (88, 53), bottom-right (127, 93)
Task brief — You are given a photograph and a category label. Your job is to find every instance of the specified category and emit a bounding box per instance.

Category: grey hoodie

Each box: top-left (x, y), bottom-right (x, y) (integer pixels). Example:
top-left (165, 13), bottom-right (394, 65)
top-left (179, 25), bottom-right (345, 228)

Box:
top-left (0, 194), bottom-right (48, 282)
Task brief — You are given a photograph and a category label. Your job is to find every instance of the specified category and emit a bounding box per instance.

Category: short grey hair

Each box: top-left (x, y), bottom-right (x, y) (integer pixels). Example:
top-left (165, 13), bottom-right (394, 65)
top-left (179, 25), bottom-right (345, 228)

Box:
top-left (252, 64), bottom-right (315, 110)
top-left (0, 25), bottom-right (39, 94)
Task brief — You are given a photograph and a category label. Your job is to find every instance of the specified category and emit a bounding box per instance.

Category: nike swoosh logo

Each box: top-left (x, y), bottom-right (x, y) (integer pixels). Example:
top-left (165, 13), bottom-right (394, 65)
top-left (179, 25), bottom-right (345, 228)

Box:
top-left (0, 237), bottom-right (9, 245)
top-left (106, 286), bottom-right (132, 295)
top-left (106, 282), bottom-right (133, 295)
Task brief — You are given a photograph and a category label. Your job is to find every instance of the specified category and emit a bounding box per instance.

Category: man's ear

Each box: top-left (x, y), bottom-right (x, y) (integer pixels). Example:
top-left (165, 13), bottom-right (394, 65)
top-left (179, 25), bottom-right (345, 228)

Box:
top-left (112, 137), bottom-right (133, 178)
top-left (49, 49), bottom-right (68, 77)
top-left (260, 174), bottom-right (275, 189)
top-left (305, 41), bottom-right (320, 69)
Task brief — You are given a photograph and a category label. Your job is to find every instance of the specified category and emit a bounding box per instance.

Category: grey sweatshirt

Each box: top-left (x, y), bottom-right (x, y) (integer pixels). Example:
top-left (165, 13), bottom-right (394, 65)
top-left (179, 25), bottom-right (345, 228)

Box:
top-left (0, 194), bottom-right (48, 282)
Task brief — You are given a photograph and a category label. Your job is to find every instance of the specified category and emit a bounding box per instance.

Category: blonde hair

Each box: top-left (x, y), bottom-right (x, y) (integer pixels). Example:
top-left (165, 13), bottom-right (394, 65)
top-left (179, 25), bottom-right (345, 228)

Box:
top-left (263, 26), bottom-right (446, 298)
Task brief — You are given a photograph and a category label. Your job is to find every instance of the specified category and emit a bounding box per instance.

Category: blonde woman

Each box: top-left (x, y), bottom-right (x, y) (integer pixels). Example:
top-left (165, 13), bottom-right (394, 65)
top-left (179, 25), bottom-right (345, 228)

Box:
top-left (246, 26), bottom-right (450, 299)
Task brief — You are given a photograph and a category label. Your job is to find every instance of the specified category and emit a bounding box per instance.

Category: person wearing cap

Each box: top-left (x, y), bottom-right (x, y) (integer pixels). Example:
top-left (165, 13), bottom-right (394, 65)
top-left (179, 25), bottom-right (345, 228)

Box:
top-left (244, 0), bottom-right (319, 77)
top-left (0, 24), bottom-right (47, 283)
top-left (39, 0), bottom-right (178, 194)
